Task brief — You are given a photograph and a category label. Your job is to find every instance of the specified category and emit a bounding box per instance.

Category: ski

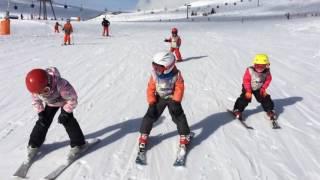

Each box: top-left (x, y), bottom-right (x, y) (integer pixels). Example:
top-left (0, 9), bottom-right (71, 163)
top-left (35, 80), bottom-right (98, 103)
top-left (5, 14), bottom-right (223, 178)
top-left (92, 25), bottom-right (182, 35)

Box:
top-left (271, 120), bottom-right (281, 129)
top-left (13, 148), bottom-right (39, 178)
top-left (44, 138), bottom-right (100, 180)
top-left (227, 109), bottom-right (254, 130)
top-left (173, 132), bottom-right (195, 167)
top-left (135, 144), bottom-right (147, 165)
top-left (61, 43), bottom-right (74, 46)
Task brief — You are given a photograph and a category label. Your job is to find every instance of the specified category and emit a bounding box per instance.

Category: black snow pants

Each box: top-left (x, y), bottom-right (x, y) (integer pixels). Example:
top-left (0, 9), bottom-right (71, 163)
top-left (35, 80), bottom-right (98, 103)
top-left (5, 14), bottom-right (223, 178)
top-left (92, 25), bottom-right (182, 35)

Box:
top-left (28, 106), bottom-right (85, 148)
top-left (139, 97), bottom-right (190, 135)
top-left (233, 87), bottom-right (274, 112)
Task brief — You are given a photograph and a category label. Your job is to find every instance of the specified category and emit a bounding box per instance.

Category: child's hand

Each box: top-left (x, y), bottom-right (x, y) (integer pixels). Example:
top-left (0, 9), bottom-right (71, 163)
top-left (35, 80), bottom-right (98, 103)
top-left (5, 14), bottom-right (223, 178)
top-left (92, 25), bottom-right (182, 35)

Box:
top-left (245, 92), bottom-right (252, 100)
top-left (260, 88), bottom-right (267, 97)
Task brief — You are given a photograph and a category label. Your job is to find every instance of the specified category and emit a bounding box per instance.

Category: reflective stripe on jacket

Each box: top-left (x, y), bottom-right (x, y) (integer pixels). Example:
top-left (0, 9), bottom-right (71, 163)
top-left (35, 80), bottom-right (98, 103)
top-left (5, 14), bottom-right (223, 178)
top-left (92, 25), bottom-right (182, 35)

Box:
top-left (166, 36), bottom-right (181, 48)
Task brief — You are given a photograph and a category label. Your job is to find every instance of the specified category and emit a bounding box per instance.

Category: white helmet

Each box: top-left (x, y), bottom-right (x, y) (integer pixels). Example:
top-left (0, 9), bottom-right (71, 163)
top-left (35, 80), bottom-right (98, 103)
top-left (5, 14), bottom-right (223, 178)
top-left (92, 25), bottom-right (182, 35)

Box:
top-left (152, 51), bottom-right (176, 75)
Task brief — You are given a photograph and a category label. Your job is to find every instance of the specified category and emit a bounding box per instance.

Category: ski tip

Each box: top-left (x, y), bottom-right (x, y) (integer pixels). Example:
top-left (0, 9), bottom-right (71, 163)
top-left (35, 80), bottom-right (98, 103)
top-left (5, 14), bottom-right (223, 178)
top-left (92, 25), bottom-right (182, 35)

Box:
top-left (135, 158), bottom-right (147, 165)
top-left (272, 125), bottom-right (281, 129)
top-left (173, 161), bottom-right (185, 167)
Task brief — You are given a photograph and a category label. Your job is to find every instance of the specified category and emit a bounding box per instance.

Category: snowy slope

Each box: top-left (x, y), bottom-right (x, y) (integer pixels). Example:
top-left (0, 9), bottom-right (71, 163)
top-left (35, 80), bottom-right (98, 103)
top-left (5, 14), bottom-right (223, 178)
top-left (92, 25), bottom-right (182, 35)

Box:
top-left (100, 0), bottom-right (320, 22)
top-left (1, 3), bottom-right (320, 180)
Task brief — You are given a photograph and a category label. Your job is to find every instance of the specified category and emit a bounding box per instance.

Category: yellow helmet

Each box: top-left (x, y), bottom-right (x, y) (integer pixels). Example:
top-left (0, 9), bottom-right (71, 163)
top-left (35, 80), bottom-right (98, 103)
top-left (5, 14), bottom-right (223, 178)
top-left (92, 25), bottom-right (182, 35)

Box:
top-left (253, 54), bottom-right (270, 65)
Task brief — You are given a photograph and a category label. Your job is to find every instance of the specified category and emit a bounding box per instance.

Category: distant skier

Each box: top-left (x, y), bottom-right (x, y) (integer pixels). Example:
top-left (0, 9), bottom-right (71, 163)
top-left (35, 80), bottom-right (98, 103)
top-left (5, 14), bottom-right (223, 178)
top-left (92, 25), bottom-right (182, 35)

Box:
top-left (54, 22), bottom-right (62, 33)
top-left (25, 67), bottom-right (86, 159)
top-left (164, 28), bottom-right (182, 62)
top-left (137, 51), bottom-right (191, 152)
top-left (101, 17), bottom-right (110, 36)
top-left (232, 54), bottom-right (276, 120)
top-left (62, 19), bottom-right (73, 45)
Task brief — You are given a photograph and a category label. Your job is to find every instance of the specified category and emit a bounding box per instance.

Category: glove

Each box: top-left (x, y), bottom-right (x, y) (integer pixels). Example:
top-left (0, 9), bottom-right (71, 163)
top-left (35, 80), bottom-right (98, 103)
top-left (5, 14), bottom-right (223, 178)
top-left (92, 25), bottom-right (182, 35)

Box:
top-left (58, 108), bottom-right (73, 124)
top-left (244, 91), bottom-right (252, 100)
top-left (164, 39), bottom-right (169, 42)
top-left (260, 88), bottom-right (267, 97)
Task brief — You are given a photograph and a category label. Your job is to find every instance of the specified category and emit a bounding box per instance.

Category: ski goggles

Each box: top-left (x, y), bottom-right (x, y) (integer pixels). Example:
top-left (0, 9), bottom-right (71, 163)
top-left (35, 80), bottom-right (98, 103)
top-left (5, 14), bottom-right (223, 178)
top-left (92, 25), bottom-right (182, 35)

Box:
top-left (152, 62), bottom-right (166, 74)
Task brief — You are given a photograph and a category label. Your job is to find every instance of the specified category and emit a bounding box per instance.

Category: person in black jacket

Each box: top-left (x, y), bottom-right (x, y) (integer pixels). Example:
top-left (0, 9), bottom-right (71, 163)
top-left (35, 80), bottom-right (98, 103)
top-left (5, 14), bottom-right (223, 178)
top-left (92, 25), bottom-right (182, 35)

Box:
top-left (101, 18), bottom-right (110, 36)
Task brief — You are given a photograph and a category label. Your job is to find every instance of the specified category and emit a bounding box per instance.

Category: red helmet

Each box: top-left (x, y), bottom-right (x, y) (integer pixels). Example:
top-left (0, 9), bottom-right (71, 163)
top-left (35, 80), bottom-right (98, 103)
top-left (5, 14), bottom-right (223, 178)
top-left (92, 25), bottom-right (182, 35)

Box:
top-left (171, 27), bottom-right (178, 34)
top-left (25, 69), bottom-right (48, 93)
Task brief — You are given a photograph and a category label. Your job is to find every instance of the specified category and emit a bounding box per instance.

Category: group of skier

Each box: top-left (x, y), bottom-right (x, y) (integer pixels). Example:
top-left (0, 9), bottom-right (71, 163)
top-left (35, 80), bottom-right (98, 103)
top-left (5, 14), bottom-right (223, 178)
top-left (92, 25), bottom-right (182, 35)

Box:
top-left (54, 19), bottom-right (73, 45)
top-left (53, 17), bottom-right (111, 45)
top-left (20, 23), bottom-right (277, 174)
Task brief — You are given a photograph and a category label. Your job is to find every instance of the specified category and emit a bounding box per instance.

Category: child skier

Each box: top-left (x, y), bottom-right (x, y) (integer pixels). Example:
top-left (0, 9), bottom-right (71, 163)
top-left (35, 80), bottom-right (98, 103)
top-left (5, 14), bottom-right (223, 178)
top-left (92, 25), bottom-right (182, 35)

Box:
top-left (137, 51), bottom-right (191, 154)
top-left (25, 67), bottom-right (86, 159)
top-left (232, 54), bottom-right (276, 120)
top-left (62, 19), bottom-right (73, 45)
top-left (101, 17), bottom-right (110, 36)
top-left (164, 28), bottom-right (183, 62)
top-left (54, 22), bottom-right (61, 33)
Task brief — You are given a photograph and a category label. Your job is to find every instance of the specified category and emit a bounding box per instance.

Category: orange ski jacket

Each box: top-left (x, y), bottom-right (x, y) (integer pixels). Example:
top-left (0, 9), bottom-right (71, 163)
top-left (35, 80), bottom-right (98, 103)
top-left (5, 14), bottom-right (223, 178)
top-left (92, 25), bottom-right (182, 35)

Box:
top-left (147, 68), bottom-right (184, 104)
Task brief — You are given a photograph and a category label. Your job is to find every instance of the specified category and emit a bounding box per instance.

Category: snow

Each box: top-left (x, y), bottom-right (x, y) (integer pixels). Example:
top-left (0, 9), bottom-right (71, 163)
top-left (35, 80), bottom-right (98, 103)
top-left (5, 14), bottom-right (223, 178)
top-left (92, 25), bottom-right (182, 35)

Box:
top-left (1, 1), bottom-right (320, 180)
top-left (94, 0), bottom-right (320, 22)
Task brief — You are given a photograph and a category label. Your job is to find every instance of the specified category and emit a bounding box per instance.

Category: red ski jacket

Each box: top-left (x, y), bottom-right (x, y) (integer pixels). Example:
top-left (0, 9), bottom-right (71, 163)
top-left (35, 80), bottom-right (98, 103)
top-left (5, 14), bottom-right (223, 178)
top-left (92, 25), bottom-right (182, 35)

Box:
top-left (243, 66), bottom-right (272, 92)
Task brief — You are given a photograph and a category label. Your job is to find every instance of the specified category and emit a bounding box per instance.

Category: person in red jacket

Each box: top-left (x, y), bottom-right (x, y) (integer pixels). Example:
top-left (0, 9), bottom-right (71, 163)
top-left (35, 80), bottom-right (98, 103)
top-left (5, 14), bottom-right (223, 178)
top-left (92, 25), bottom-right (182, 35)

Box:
top-left (164, 28), bottom-right (182, 62)
top-left (232, 54), bottom-right (276, 120)
top-left (54, 22), bottom-right (61, 33)
top-left (137, 51), bottom-right (191, 154)
top-left (62, 19), bottom-right (73, 45)
top-left (101, 18), bottom-right (110, 36)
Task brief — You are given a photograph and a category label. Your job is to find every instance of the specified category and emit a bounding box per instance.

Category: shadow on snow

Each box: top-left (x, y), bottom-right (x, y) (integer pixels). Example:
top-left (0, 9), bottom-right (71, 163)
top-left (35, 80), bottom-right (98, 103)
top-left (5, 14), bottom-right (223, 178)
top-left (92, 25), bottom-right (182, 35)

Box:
top-left (39, 96), bottom-right (302, 161)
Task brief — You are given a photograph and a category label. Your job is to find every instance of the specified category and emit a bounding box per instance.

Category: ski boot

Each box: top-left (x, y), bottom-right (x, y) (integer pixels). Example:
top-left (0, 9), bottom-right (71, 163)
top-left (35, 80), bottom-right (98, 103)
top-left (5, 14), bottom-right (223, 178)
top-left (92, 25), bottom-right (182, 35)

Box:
top-left (179, 134), bottom-right (191, 147)
top-left (136, 134), bottom-right (148, 164)
top-left (26, 146), bottom-right (39, 162)
top-left (67, 143), bottom-right (87, 162)
top-left (138, 134), bottom-right (148, 151)
top-left (232, 109), bottom-right (243, 120)
top-left (267, 110), bottom-right (277, 120)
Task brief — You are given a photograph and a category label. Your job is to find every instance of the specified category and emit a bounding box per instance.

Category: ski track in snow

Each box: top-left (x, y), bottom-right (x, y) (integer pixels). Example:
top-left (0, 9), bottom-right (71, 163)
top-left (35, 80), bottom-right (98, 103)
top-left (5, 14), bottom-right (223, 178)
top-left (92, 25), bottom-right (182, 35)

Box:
top-left (1, 15), bottom-right (320, 180)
